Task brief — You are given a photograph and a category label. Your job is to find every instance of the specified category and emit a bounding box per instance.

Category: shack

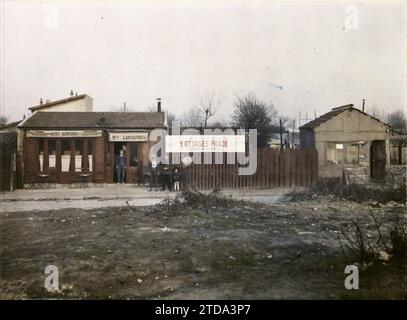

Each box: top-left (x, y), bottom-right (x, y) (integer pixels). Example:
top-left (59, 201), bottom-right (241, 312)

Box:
top-left (300, 104), bottom-right (391, 180)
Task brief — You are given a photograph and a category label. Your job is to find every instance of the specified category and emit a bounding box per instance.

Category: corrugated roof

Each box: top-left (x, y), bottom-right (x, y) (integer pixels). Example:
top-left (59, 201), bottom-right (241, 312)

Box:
top-left (19, 112), bottom-right (166, 129)
top-left (29, 94), bottom-right (88, 111)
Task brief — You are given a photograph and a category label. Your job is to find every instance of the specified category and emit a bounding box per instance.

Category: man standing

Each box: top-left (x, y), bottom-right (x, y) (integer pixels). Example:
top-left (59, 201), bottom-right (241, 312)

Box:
top-left (115, 150), bottom-right (127, 184)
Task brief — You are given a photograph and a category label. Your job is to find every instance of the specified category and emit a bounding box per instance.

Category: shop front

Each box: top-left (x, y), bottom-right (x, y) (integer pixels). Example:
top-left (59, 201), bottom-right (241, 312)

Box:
top-left (106, 131), bottom-right (151, 184)
top-left (23, 129), bottom-right (106, 184)
top-left (18, 111), bottom-right (166, 186)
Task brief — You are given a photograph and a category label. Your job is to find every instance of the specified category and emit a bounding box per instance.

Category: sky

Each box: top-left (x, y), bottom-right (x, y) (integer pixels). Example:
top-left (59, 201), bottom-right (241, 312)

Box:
top-left (1, 0), bottom-right (406, 125)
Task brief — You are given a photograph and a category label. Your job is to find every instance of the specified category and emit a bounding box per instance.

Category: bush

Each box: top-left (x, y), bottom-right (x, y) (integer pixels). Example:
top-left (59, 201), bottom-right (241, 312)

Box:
top-left (288, 177), bottom-right (406, 204)
top-left (339, 211), bottom-right (407, 264)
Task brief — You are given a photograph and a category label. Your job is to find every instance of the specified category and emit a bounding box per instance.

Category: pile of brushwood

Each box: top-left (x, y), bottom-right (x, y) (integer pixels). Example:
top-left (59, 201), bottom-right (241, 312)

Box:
top-left (155, 189), bottom-right (245, 214)
top-left (287, 177), bottom-right (406, 204)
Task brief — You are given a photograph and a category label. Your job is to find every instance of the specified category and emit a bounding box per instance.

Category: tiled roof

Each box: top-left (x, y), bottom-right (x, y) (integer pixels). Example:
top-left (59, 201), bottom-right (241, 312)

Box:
top-left (29, 94), bottom-right (88, 111)
top-left (20, 112), bottom-right (166, 129)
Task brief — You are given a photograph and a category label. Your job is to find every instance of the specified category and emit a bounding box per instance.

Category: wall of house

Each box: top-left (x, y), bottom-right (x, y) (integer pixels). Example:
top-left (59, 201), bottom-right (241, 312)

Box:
top-left (314, 109), bottom-right (390, 178)
top-left (33, 95), bottom-right (93, 112)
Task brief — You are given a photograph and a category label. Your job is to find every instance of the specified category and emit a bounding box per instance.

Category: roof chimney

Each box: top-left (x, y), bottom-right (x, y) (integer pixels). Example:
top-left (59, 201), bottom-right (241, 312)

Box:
top-left (70, 90), bottom-right (74, 96)
top-left (39, 98), bottom-right (43, 105)
top-left (156, 98), bottom-right (162, 112)
top-left (362, 99), bottom-right (366, 112)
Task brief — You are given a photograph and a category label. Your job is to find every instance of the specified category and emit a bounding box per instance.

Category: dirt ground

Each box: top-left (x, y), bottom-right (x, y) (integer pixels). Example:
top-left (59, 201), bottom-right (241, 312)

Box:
top-left (0, 195), bottom-right (406, 299)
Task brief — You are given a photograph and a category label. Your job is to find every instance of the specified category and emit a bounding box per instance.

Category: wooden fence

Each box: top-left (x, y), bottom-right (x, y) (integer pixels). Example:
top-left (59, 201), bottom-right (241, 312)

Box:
top-left (187, 148), bottom-right (318, 189)
top-left (0, 132), bottom-right (18, 192)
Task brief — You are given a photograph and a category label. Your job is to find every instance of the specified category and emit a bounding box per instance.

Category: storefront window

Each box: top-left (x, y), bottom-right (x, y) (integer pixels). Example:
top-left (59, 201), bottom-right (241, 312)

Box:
top-left (48, 140), bottom-right (56, 168)
top-left (38, 139), bottom-right (44, 172)
top-left (326, 142), bottom-right (359, 165)
top-left (61, 140), bottom-right (71, 172)
top-left (75, 140), bottom-right (83, 172)
top-left (87, 139), bottom-right (93, 172)
top-left (130, 143), bottom-right (138, 167)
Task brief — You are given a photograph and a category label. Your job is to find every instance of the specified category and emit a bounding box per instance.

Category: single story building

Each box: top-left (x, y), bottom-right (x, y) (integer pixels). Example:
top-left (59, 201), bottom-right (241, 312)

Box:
top-left (16, 93), bottom-right (167, 186)
top-left (19, 111), bottom-right (166, 185)
top-left (300, 104), bottom-right (391, 180)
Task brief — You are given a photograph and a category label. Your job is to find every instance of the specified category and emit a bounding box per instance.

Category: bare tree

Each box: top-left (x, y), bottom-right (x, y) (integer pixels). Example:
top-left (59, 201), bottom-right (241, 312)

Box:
top-left (232, 93), bottom-right (278, 147)
top-left (166, 112), bottom-right (176, 125)
top-left (371, 106), bottom-right (387, 122)
top-left (387, 109), bottom-right (407, 133)
top-left (181, 108), bottom-right (204, 127)
top-left (196, 91), bottom-right (222, 127)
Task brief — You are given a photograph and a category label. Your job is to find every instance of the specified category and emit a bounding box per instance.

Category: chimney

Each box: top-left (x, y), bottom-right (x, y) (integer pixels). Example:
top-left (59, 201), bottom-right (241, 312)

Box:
top-left (40, 98), bottom-right (43, 105)
top-left (362, 99), bottom-right (366, 112)
top-left (123, 102), bottom-right (126, 112)
top-left (156, 98), bottom-right (162, 112)
top-left (70, 90), bottom-right (74, 96)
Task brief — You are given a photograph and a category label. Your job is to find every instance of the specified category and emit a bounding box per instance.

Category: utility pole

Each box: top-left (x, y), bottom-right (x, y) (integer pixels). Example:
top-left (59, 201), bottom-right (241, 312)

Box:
top-left (298, 112), bottom-right (301, 129)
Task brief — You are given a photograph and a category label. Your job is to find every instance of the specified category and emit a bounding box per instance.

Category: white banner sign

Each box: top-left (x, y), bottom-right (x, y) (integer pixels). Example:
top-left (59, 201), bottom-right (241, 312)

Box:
top-left (27, 130), bottom-right (102, 138)
top-left (166, 135), bottom-right (245, 153)
top-left (108, 132), bottom-right (149, 142)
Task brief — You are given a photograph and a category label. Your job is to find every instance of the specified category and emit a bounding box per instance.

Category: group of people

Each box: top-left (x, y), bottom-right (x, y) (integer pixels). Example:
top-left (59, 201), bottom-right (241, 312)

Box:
top-left (114, 146), bottom-right (189, 190)
top-left (147, 157), bottom-right (188, 191)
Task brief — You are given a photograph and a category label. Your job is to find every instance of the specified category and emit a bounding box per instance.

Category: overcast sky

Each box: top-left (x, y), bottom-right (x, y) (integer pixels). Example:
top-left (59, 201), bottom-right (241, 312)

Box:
top-left (1, 1), bottom-right (406, 124)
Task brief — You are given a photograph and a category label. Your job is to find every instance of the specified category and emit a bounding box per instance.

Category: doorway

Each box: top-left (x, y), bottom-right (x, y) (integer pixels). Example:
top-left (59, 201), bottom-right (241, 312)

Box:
top-left (370, 140), bottom-right (386, 180)
top-left (113, 143), bottom-right (127, 183)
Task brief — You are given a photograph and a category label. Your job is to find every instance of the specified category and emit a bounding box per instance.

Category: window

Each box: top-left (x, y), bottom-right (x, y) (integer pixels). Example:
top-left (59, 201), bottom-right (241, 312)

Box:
top-left (48, 140), bottom-right (56, 168)
top-left (345, 145), bottom-right (359, 164)
top-left (38, 139), bottom-right (44, 172)
top-left (326, 142), bottom-right (359, 165)
top-left (130, 143), bottom-right (138, 167)
top-left (75, 140), bottom-right (83, 172)
top-left (61, 140), bottom-right (71, 172)
top-left (87, 139), bottom-right (93, 172)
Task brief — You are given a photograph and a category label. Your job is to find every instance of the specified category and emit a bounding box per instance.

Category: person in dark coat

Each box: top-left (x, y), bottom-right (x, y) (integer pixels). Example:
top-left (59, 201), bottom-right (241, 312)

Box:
top-left (115, 150), bottom-right (127, 183)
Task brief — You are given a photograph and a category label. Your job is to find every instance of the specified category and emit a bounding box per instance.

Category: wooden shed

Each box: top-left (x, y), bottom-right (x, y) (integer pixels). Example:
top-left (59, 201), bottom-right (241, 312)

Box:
top-left (300, 105), bottom-right (391, 181)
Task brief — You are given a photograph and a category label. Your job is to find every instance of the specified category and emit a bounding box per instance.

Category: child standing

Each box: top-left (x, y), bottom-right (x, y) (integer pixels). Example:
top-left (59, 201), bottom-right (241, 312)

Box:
top-left (173, 167), bottom-right (180, 191)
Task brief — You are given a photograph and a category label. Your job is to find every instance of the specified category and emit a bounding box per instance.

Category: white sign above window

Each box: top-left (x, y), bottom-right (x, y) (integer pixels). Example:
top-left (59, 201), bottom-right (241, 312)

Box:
top-left (27, 130), bottom-right (102, 138)
top-left (108, 132), bottom-right (149, 142)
